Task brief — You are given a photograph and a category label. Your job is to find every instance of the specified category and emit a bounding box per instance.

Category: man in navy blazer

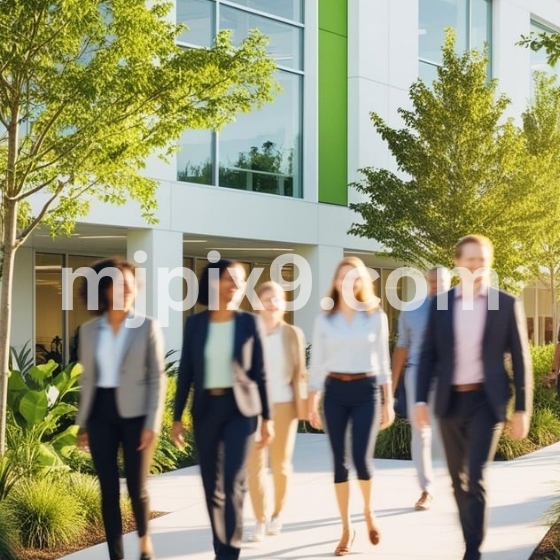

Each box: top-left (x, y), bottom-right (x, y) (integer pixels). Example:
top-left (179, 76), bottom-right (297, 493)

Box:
top-left (415, 235), bottom-right (533, 560)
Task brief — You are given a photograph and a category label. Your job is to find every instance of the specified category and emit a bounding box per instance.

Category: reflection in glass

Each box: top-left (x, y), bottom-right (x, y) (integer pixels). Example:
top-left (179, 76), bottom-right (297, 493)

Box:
top-left (419, 60), bottom-right (440, 84)
top-left (419, 0), bottom-right (468, 65)
top-left (219, 71), bottom-right (302, 197)
top-left (177, 129), bottom-right (214, 185)
top-left (223, 0), bottom-right (303, 23)
top-left (530, 21), bottom-right (560, 89)
top-left (176, 0), bottom-right (215, 47)
top-left (470, 0), bottom-right (491, 53)
top-left (220, 5), bottom-right (303, 70)
top-left (35, 253), bottom-right (64, 368)
top-left (68, 255), bottom-right (102, 363)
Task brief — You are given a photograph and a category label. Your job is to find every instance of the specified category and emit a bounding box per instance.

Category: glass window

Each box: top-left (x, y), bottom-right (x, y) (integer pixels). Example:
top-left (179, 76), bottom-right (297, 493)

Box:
top-left (419, 0), bottom-right (492, 79)
top-left (35, 253), bottom-right (64, 369)
top-left (177, 0), bottom-right (215, 47)
top-left (223, 0), bottom-right (303, 23)
top-left (218, 70), bottom-right (302, 198)
top-left (419, 60), bottom-right (440, 84)
top-left (177, 129), bottom-right (214, 185)
top-left (419, 0), bottom-right (468, 65)
top-left (220, 5), bottom-right (303, 70)
top-left (530, 21), bottom-right (560, 85)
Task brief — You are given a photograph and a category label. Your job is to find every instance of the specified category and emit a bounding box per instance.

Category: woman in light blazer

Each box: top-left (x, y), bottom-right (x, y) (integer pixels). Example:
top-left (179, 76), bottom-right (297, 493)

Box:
top-left (246, 281), bottom-right (308, 542)
top-left (309, 256), bottom-right (394, 557)
top-left (76, 257), bottom-right (166, 560)
top-left (171, 259), bottom-right (274, 560)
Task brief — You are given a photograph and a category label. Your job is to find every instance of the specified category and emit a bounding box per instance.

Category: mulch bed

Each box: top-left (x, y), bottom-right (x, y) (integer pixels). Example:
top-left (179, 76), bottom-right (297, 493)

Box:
top-left (16, 511), bottom-right (167, 560)
top-left (529, 524), bottom-right (560, 559)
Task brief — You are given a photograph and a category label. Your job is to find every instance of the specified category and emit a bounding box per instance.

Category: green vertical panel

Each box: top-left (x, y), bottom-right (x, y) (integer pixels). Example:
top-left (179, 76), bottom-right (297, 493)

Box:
top-left (319, 0), bottom-right (348, 37)
top-left (318, 28), bottom-right (347, 206)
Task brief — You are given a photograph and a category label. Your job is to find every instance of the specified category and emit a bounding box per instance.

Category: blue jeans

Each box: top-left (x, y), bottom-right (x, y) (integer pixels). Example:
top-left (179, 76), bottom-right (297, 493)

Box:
top-left (323, 376), bottom-right (381, 484)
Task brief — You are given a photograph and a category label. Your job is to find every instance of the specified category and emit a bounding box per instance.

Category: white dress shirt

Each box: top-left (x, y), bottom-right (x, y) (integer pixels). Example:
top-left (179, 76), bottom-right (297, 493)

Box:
top-left (309, 310), bottom-right (391, 392)
top-left (96, 315), bottom-right (131, 388)
top-left (204, 319), bottom-right (235, 389)
top-left (266, 329), bottom-right (294, 404)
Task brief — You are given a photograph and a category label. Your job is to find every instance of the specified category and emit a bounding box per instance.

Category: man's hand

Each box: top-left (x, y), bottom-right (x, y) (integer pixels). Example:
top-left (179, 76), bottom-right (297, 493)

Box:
top-left (76, 429), bottom-right (89, 452)
top-left (415, 404), bottom-right (430, 431)
top-left (510, 411), bottom-right (529, 441)
top-left (138, 428), bottom-right (156, 451)
top-left (257, 419), bottom-right (274, 449)
top-left (380, 403), bottom-right (395, 430)
top-left (171, 421), bottom-right (185, 449)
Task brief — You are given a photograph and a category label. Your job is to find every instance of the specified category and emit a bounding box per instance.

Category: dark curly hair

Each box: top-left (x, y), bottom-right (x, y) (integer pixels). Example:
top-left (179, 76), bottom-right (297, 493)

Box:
top-left (79, 256), bottom-right (137, 316)
top-left (198, 259), bottom-right (240, 307)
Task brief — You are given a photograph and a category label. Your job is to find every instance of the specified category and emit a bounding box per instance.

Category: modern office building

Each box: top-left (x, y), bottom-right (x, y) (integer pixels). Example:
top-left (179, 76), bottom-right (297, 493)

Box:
top-left (12, 0), bottom-right (560, 366)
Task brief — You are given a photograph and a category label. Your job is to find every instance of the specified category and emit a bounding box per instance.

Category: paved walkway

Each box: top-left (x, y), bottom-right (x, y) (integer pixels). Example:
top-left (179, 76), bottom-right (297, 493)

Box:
top-left (60, 434), bottom-right (560, 560)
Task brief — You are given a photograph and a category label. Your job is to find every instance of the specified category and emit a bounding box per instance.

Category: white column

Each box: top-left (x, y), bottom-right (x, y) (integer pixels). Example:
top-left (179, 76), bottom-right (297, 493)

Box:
top-left (127, 229), bottom-right (184, 355)
top-left (293, 244), bottom-right (344, 342)
top-left (10, 247), bottom-right (34, 351)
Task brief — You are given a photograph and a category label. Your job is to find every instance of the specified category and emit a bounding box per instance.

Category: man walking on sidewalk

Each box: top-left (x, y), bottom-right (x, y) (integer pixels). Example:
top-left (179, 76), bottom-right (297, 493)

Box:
top-left (392, 267), bottom-right (450, 512)
top-left (415, 235), bottom-right (533, 560)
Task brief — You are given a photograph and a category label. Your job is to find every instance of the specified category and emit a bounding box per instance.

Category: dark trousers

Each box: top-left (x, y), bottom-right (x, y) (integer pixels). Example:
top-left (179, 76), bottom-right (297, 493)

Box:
top-left (193, 392), bottom-right (257, 560)
top-left (438, 390), bottom-right (503, 560)
top-left (87, 388), bottom-right (150, 560)
top-left (323, 376), bottom-right (380, 484)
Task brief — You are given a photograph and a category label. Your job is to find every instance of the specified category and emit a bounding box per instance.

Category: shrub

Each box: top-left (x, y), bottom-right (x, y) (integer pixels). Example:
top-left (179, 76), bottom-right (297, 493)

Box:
top-left (0, 511), bottom-right (17, 560)
top-left (5, 477), bottom-right (86, 549)
top-left (375, 415), bottom-right (412, 459)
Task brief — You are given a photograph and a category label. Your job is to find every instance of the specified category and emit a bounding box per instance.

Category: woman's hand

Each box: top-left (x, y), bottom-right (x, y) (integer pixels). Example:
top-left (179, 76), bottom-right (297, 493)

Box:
top-left (76, 429), bottom-right (89, 452)
top-left (380, 403), bottom-right (395, 430)
top-left (171, 421), bottom-right (185, 449)
top-left (138, 428), bottom-right (156, 451)
top-left (257, 419), bottom-right (274, 449)
top-left (309, 409), bottom-right (322, 431)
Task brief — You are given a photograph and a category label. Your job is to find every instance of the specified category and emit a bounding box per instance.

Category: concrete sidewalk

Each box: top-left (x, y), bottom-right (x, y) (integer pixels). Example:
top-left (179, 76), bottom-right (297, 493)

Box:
top-left (60, 434), bottom-right (560, 560)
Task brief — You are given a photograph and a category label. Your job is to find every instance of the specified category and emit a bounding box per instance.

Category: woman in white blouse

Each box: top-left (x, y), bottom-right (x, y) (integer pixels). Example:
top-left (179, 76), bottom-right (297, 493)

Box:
top-left (309, 256), bottom-right (395, 557)
top-left (247, 281), bottom-right (308, 542)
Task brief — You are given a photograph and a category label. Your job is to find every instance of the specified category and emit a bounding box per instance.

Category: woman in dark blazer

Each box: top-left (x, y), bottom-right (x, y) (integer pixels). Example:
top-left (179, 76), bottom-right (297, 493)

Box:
top-left (76, 257), bottom-right (166, 560)
top-left (171, 258), bottom-right (274, 560)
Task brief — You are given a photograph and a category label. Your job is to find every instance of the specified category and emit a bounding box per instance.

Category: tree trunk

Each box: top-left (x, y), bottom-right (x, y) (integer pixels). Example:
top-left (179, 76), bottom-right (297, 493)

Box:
top-left (0, 199), bottom-right (18, 455)
top-left (551, 268), bottom-right (557, 347)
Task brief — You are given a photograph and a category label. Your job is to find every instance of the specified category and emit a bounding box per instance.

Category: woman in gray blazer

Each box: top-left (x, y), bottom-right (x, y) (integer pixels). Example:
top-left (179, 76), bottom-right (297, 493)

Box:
top-left (172, 258), bottom-right (274, 560)
top-left (75, 257), bottom-right (166, 560)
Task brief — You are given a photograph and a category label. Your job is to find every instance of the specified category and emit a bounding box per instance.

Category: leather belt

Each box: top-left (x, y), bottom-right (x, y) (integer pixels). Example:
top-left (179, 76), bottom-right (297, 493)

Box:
top-left (452, 383), bottom-right (484, 392)
top-left (205, 388), bottom-right (233, 396)
top-left (328, 372), bottom-right (372, 382)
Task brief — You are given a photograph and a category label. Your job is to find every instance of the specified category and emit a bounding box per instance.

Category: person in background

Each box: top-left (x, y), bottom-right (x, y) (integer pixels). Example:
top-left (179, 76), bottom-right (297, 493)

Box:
top-left (171, 259), bottom-right (274, 560)
top-left (76, 257), bottom-right (166, 560)
top-left (391, 267), bottom-right (450, 511)
top-left (308, 256), bottom-right (395, 557)
top-left (246, 281), bottom-right (308, 542)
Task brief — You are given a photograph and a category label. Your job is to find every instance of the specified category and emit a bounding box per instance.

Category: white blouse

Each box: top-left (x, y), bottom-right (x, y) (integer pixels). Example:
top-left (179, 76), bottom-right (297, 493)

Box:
top-left (309, 310), bottom-right (391, 392)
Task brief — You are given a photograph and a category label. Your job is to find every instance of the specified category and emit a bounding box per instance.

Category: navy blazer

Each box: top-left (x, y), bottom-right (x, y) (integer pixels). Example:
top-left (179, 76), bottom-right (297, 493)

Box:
top-left (416, 288), bottom-right (533, 423)
top-left (173, 310), bottom-right (272, 422)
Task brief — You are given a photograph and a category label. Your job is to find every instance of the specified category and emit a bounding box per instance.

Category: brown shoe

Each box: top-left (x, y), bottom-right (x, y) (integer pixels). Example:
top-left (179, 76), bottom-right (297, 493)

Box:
top-left (415, 491), bottom-right (433, 511)
top-left (334, 529), bottom-right (356, 556)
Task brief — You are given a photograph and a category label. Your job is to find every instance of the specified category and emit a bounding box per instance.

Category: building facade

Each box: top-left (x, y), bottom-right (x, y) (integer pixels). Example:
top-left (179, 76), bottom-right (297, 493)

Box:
top-left (11, 0), bottom-right (560, 366)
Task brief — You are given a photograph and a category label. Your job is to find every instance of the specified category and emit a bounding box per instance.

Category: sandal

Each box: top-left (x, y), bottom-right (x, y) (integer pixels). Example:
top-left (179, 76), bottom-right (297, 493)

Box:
top-left (334, 528), bottom-right (356, 556)
top-left (364, 511), bottom-right (380, 545)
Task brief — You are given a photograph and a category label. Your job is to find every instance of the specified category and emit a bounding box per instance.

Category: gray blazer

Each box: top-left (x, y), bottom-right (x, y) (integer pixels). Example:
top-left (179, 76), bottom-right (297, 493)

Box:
top-left (75, 315), bottom-right (166, 433)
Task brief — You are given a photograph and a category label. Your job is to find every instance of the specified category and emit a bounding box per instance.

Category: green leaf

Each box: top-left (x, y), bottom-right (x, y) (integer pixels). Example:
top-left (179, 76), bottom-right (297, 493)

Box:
top-left (19, 391), bottom-right (49, 428)
top-left (27, 362), bottom-right (58, 387)
top-left (7, 370), bottom-right (27, 393)
top-left (50, 425), bottom-right (79, 457)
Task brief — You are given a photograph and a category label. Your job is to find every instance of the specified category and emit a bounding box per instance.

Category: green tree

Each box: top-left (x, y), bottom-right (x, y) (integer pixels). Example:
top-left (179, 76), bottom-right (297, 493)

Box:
top-left (0, 0), bottom-right (279, 454)
top-left (349, 31), bottom-right (542, 288)
top-left (523, 72), bottom-right (560, 340)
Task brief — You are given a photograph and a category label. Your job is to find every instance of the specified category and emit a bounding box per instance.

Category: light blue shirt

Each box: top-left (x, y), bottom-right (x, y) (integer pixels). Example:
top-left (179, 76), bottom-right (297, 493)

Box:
top-left (96, 315), bottom-right (131, 388)
top-left (309, 310), bottom-right (391, 392)
top-left (396, 297), bottom-right (433, 369)
top-left (204, 320), bottom-right (235, 389)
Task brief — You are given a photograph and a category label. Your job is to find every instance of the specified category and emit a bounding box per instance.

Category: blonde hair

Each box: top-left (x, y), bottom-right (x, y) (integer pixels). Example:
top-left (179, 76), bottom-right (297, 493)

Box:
top-left (256, 281), bottom-right (286, 313)
top-left (454, 235), bottom-right (494, 263)
top-left (325, 256), bottom-right (379, 314)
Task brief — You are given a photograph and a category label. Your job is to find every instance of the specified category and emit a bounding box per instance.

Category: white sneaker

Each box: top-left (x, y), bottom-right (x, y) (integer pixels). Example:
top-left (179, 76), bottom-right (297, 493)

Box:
top-left (267, 516), bottom-right (283, 536)
top-left (248, 523), bottom-right (266, 542)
